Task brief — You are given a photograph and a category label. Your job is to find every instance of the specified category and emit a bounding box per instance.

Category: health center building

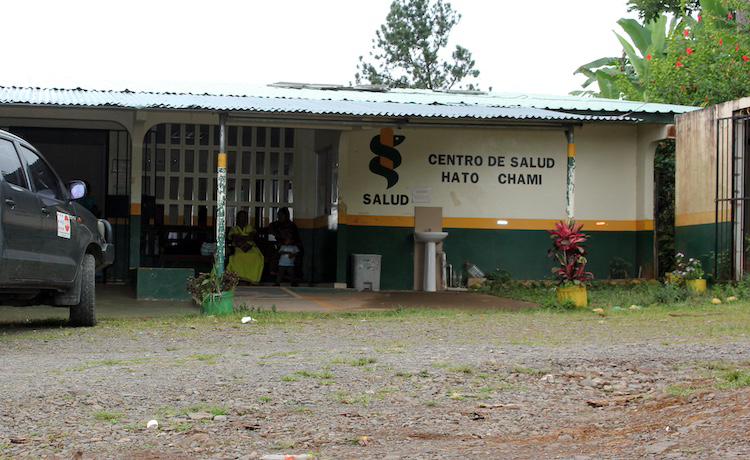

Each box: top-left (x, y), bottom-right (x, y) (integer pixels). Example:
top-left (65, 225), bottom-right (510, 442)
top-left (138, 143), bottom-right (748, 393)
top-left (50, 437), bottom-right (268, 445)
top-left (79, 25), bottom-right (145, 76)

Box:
top-left (0, 84), bottom-right (695, 291)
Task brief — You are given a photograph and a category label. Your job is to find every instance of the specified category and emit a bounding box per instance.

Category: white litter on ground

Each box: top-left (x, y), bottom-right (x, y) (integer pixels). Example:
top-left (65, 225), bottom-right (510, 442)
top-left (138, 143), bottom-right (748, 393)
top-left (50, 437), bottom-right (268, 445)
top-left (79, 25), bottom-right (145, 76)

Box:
top-left (241, 316), bottom-right (257, 324)
top-left (146, 419), bottom-right (158, 429)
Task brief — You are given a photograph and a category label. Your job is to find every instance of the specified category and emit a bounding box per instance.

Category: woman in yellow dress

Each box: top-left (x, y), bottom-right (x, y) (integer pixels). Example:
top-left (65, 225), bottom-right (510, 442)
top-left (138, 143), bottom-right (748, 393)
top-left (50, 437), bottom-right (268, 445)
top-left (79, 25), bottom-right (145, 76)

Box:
top-left (226, 211), bottom-right (264, 283)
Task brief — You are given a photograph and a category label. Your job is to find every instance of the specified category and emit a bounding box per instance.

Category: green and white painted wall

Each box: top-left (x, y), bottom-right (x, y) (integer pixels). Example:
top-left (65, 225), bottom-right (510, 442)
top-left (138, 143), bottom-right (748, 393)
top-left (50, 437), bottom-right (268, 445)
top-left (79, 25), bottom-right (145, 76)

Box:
top-left (675, 97), bottom-right (750, 279)
top-left (336, 123), bottom-right (669, 289)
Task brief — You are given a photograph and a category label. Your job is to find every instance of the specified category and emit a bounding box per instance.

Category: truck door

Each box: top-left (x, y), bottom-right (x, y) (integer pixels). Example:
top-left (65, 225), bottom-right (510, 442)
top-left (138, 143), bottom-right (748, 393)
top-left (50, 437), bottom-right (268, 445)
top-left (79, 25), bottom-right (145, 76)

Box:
top-left (0, 137), bottom-right (43, 283)
top-left (17, 144), bottom-right (78, 284)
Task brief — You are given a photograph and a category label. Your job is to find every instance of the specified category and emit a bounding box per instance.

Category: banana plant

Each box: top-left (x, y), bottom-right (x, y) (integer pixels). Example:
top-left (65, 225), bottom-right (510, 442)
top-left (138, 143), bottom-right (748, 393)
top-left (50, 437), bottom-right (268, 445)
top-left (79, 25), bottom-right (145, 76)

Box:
top-left (573, 13), bottom-right (687, 98)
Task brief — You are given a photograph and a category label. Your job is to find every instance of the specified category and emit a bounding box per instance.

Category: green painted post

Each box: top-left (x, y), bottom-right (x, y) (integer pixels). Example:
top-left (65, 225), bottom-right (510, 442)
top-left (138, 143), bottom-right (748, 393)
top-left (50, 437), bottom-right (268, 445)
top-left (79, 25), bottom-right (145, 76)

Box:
top-left (565, 128), bottom-right (576, 221)
top-left (215, 113), bottom-right (228, 275)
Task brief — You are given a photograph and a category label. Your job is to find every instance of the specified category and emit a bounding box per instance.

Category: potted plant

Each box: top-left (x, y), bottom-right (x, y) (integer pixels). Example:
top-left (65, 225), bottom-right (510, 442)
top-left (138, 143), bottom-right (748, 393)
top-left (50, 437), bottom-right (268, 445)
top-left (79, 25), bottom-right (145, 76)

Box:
top-left (672, 252), bottom-right (706, 294)
top-left (187, 267), bottom-right (239, 315)
top-left (548, 220), bottom-right (594, 307)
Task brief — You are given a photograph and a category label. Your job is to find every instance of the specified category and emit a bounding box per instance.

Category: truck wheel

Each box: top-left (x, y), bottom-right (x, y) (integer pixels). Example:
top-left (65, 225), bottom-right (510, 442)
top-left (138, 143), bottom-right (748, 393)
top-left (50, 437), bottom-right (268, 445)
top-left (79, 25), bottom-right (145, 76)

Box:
top-left (69, 254), bottom-right (96, 327)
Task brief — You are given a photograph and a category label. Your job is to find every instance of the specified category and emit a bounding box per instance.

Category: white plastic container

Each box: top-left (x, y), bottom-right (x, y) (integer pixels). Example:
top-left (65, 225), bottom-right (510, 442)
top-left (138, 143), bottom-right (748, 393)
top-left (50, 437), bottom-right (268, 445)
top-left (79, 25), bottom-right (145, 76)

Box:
top-left (352, 254), bottom-right (382, 291)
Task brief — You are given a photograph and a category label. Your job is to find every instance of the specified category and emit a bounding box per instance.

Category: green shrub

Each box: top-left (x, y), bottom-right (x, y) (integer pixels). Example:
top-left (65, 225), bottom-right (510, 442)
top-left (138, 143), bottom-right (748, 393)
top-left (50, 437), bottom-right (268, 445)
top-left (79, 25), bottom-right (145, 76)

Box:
top-left (486, 268), bottom-right (512, 285)
top-left (652, 283), bottom-right (689, 304)
top-left (539, 298), bottom-right (577, 311)
top-left (608, 257), bottom-right (632, 279)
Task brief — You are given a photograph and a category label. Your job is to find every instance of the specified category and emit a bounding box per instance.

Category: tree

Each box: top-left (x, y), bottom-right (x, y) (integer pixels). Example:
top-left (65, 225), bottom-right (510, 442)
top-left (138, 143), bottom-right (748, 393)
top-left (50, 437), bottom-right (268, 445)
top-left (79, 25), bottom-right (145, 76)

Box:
top-left (573, 0), bottom-right (750, 105)
top-left (627, 0), bottom-right (701, 22)
top-left (645, 1), bottom-right (750, 106)
top-left (355, 0), bottom-right (480, 91)
top-left (572, 15), bottom-right (680, 99)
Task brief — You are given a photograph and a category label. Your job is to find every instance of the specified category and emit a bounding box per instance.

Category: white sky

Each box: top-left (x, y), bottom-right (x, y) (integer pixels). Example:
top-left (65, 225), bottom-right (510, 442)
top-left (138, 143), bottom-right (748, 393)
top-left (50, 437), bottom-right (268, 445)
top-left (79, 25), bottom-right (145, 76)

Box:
top-left (0, 0), bottom-right (636, 96)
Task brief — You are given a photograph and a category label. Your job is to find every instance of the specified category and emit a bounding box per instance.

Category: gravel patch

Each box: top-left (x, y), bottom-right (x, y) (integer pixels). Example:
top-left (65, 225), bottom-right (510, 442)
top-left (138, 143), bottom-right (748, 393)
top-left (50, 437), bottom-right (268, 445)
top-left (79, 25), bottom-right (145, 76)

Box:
top-left (1, 311), bottom-right (749, 458)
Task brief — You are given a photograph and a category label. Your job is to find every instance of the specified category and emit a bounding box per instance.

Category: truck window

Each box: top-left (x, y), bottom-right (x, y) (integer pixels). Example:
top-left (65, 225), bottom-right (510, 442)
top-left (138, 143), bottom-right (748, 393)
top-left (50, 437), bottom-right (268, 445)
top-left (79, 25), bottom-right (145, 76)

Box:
top-left (0, 138), bottom-right (26, 188)
top-left (18, 145), bottom-right (64, 200)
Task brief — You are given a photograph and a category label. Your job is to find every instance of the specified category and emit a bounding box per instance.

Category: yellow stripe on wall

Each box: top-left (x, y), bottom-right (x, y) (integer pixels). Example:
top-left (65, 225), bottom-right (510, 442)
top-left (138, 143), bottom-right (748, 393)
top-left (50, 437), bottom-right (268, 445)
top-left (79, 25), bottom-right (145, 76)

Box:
top-left (676, 211), bottom-right (729, 227)
top-left (339, 214), bottom-right (654, 232)
top-left (342, 214), bottom-right (415, 227)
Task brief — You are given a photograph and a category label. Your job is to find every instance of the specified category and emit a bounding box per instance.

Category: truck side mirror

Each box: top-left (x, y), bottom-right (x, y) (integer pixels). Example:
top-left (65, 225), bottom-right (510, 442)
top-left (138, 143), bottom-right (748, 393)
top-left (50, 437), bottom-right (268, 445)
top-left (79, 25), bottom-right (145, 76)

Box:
top-left (69, 180), bottom-right (86, 200)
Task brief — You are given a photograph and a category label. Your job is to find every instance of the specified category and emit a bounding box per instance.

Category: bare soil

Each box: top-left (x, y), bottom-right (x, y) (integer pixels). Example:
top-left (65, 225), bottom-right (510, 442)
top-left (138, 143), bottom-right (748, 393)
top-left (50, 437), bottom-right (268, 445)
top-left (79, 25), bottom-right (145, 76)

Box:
top-left (1, 307), bottom-right (749, 459)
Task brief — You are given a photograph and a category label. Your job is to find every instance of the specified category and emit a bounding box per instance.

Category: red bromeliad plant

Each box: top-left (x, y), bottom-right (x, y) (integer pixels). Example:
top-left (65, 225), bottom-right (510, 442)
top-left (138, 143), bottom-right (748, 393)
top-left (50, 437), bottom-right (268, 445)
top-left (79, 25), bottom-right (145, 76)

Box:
top-left (548, 220), bottom-right (594, 286)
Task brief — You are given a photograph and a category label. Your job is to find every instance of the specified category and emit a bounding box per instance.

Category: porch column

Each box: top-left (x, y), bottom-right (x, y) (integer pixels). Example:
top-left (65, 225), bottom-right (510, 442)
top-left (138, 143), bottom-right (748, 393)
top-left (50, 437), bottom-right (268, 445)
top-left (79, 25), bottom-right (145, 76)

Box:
top-left (129, 120), bottom-right (146, 269)
top-left (215, 113), bottom-right (228, 274)
top-left (565, 128), bottom-right (576, 220)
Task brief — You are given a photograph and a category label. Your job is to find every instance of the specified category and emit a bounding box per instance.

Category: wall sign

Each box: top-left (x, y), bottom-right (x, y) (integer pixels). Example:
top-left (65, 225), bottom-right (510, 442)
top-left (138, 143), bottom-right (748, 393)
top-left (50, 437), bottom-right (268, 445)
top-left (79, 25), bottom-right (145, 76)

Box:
top-left (342, 125), bottom-right (645, 222)
top-left (411, 188), bottom-right (432, 204)
top-left (428, 154), bottom-right (555, 185)
top-left (348, 127), bottom-right (568, 218)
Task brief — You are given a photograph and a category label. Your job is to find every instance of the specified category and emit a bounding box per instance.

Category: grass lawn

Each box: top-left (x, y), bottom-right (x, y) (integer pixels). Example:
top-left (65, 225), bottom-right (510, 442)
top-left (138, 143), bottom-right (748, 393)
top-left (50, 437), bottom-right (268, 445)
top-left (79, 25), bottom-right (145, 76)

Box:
top-left (3, 281), bottom-right (750, 348)
top-left (482, 278), bottom-right (746, 309)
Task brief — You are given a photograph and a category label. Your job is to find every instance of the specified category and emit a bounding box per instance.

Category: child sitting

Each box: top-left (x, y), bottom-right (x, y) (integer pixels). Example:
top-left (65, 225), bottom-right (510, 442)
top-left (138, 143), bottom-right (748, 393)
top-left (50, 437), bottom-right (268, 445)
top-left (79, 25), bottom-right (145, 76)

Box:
top-left (276, 233), bottom-right (300, 286)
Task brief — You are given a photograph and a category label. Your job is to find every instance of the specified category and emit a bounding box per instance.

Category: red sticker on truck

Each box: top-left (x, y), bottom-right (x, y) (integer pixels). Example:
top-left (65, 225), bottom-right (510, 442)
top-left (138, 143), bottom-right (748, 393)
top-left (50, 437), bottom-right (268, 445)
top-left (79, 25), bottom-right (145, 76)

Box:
top-left (57, 212), bottom-right (71, 239)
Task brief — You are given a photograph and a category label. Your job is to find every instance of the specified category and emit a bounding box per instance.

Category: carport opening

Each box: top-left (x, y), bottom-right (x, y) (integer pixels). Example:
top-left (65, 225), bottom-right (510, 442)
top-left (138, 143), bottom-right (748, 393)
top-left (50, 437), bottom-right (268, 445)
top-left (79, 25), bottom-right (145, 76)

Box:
top-left (4, 126), bottom-right (131, 282)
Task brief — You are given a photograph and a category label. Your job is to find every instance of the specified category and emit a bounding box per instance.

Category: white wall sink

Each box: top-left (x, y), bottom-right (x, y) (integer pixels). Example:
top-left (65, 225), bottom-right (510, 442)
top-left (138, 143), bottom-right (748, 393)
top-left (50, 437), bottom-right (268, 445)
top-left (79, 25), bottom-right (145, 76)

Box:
top-left (414, 231), bottom-right (448, 243)
top-left (414, 231), bottom-right (448, 292)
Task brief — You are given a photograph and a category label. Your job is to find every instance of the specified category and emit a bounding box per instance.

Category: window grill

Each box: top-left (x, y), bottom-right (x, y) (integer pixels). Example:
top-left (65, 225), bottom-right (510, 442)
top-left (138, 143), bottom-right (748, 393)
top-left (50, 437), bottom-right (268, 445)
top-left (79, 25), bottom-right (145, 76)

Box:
top-left (142, 124), bottom-right (295, 230)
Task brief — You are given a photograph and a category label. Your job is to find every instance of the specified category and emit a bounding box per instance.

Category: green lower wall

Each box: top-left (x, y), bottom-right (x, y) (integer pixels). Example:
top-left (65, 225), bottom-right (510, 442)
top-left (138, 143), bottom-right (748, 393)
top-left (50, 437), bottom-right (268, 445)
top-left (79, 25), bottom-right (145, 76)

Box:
top-left (675, 222), bottom-right (728, 278)
top-left (443, 228), bottom-right (652, 281)
top-left (636, 230), bottom-right (655, 278)
top-left (136, 267), bottom-right (192, 300)
top-left (675, 223), bottom-right (715, 259)
top-left (337, 225), bottom-right (653, 290)
top-left (299, 227), bottom-right (337, 283)
top-left (337, 225), bottom-right (415, 290)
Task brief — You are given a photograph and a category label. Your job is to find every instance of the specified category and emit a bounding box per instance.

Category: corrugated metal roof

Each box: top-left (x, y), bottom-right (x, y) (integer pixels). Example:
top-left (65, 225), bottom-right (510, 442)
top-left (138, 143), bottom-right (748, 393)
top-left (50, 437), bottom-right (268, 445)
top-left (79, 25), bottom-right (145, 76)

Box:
top-left (262, 84), bottom-right (698, 114)
top-left (0, 85), bottom-right (694, 122)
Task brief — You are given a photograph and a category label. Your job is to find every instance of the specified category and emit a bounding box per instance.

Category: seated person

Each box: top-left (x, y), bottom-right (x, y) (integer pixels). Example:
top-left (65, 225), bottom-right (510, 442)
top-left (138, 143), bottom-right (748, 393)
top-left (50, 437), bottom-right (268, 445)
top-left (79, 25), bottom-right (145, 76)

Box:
top-left (267, 207), bottom-right (303, 279)
top-left (226, 210), bottom-right (264, 283)
top-left (275, 232), bottom-right (300, 286)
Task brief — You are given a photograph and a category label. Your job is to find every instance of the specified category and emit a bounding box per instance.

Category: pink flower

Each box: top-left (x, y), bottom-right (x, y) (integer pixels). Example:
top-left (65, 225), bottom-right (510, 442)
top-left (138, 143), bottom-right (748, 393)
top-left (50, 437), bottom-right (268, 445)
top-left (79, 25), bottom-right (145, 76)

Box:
top-left (646, 53), bottom-right (652, 61)
top-left (698, 14), bottom-right (702, 22)
top-left (728, 12), bottom-right (734, 20)
top-left (683, 28), bottom-right (690, 37)
top-left (686, 47), bottom-right (694, 55)
top-left (676, 61), bottom-right (685, 68)
top-left (743, 55), bottom-right (750, 63)
top-left (719, 38), bottom-right (724, 46)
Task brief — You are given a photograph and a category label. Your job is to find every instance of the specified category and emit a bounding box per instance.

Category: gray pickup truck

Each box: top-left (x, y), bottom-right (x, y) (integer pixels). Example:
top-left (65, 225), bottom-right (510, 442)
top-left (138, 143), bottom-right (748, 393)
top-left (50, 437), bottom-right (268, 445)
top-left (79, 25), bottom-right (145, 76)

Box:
top-left (0, 129), bottom-right (114, 326)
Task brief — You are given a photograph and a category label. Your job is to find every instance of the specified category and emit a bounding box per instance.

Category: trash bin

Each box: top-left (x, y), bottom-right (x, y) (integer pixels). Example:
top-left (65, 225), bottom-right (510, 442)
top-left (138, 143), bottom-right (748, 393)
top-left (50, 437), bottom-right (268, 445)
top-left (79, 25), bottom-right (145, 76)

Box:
top-left (352, 254), bottom-right (382, 291)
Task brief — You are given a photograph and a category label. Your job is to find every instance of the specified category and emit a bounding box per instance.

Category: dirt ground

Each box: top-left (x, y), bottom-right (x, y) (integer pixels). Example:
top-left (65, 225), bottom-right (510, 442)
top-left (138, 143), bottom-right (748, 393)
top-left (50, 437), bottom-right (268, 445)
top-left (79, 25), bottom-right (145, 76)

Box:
top-left (2, 305), bottom-right (750, 459)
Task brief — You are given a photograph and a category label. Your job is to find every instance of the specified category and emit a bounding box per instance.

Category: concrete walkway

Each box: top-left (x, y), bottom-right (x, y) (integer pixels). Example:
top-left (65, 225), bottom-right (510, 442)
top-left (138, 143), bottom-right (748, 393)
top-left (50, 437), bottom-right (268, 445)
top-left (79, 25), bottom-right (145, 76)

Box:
top-left (0, 284), bottom-right (534, 323)
top-left (0, 285), bottom-right (197, 322)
